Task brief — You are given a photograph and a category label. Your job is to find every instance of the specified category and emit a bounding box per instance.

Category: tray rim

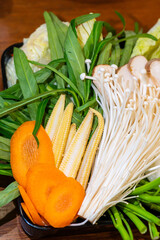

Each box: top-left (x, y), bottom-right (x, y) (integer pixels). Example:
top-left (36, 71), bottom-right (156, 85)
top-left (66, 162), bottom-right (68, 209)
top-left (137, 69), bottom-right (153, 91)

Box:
top-left (1, 42), bottom-right (23, 89)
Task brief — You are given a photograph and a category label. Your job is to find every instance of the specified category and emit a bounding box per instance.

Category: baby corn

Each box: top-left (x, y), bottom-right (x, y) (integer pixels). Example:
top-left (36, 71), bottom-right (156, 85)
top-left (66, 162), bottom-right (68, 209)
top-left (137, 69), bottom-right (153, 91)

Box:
top-left (76, 108), bottom-right (104, 190)
top-left (45, 94), bottom-right (65, 142)
top-left (64, 123), bottom-right (76, 154)
top-left (59, 110), bottom-right (94, 178)
top-left (53, 102), bottom-right (74, 168)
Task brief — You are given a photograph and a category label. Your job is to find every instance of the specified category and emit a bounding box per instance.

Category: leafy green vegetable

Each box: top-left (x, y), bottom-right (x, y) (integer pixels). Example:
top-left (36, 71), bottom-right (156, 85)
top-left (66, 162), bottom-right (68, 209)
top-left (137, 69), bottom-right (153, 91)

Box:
top-left (108, 206), bottom-right (131, 240)
top-left (49, 12), bottom-right (68, 46)
top-left (0, 181), bottom-right (19, 207)
top-left (32, 98), bottom-right (49, 146)
top-left (119, 202), bottom-right (160, 226)
top-left (0, 164), bottom-right (11, 169)
top-left (110, 38), bottom-right (121, 66)
top-left (115, 11), bottom-right (126, 33)
top-left (97, 32), bottom-right (113, 65)
top-left (119, 31), bottom-right (136, 66)
top-left (64, 22), bottom-right (86, 102)
top-left (0, 136), bottom-right (10, 146)
top-left (34, 58), bottom-right (66, 84)
top-left (44, 11), bottom-right (66, 89)
top-left (0, 170), bottom-right (12, 177)
top-left (0, 149), bottom-right (10, 161)
top-left (74, 13), bottom-right (100, 26)
top-left (149, 222), bottom-right (160, 240)
top-left (13, 47), bottom-right (39, 120)
top-left (29, 60), bottom-right (82, 105)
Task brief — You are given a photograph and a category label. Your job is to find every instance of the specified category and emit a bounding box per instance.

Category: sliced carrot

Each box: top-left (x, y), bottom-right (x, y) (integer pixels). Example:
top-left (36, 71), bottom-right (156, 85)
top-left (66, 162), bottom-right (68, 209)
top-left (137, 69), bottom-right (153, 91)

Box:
top-left (21, 202), bottom-right (35, 224)
top-left (44, 177), bottom-right (85, 228)
top-left (26, 163), bottom-right (67, 216)
top-left (18, 185), bottom-right (45, 226)
top-left (10, 121), bottom-right (55, 188)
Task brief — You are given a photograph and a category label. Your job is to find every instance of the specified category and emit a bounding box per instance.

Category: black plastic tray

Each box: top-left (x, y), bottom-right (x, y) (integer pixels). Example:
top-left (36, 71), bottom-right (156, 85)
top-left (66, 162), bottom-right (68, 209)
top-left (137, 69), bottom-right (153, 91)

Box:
top-left (18, 196), bottom-right (112, 239)
top-left (1, 42), bottom-right (22, 89)
top-left (1, 43), bottom-right (112, 239)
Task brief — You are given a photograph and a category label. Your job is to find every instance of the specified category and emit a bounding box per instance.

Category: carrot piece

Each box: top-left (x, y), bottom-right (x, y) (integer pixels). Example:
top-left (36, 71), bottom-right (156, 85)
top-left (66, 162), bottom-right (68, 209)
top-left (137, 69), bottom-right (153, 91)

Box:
top-left (18, 185), bottom-right (45, 226)
top-left (21, 202), bottom-right (35, 224)
top-left (10, 121), bottom-right (55, 188)
top-left (44, 177), bottom-right (85, 228)
top-left (26, 163), bottom-right (67, 216)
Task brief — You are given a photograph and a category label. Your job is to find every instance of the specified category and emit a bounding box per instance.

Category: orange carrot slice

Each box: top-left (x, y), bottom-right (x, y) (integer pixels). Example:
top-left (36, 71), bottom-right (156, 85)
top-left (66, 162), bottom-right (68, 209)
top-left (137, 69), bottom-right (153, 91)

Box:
top-left (26, 163), bottom-right (67, 216)
top-left (18, 185), bottom-right (45, 226)
top-left (10, 121), bottom-right (55, 188)
top-left (21, 202), bottom-right (35, 224)
top-left (44, 177), bottom-right (85, 228)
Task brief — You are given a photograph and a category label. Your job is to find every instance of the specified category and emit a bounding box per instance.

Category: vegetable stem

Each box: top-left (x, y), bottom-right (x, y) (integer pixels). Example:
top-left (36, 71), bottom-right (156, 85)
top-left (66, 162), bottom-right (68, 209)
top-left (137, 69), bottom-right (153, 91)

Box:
top-left (149, 222), bottom-right (160, 240)
top-left (130, 177), bottom-right (160, 196)
top-left (120, 207), bottom-right (147, 234)
top-left (108, 206), bottom-right (131, 240)
top-left (29, 60), bottom-right (84, 103)
top-left (119, 203), bottom-right (160, 226)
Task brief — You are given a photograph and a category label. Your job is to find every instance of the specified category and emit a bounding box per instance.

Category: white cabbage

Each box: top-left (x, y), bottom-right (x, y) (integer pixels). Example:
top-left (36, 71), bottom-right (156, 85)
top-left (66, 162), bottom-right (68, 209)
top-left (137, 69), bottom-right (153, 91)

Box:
top-left (6, 18), bottom-right (98, 87)
top-left (6, 24), bottom-right (51, 87)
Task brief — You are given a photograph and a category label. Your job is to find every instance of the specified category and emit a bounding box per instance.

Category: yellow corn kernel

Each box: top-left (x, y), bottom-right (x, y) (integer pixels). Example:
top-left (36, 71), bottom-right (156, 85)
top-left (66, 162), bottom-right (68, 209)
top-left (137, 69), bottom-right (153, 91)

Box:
top-left (59, 109), bottom-right (94, 178)
top-left (64, 123), bottom-right (76, 154)
top-left (53, 102), bottom-right (74, 168)
top-left (76, 108), bottom-right (104, 189)
top-left (45, 94), bottom-right (65, 142)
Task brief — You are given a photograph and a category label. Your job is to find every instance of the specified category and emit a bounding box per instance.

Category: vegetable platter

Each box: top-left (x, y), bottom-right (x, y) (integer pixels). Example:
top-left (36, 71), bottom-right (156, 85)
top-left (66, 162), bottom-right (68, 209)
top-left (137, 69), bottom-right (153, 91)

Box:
top-left (0, 9), bottom-right (160, 240)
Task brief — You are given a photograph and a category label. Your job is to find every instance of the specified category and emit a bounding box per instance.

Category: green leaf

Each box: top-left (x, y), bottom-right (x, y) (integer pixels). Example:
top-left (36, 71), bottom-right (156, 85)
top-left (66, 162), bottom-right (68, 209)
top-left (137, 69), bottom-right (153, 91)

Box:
top-left (72, 111), bottom-right (84, 127)
top-left (32, 98), bottom-right (49, 146)
top-left (0, 170), bottom-right (12, 177)
top-left (97, 32), bottom-right (113, 65)
top-left (74, 13), bottom-right (100, 26)
top-left (13, 47), bottom-right (39, 120)
top-left (0, 88), bottom-right (79, 118)
top-left (75, 97), bottom-right (96, 112)
top-left (119, 31), bottom-right (136, 66)
top-left (84, 21), bottom-right (103, 60)
top-left (0, 118), bottom-right (19, 130)
top-left (64, 22), bottom-right (86, 102)
top-left (103, 22), bottom-right (116, 35)
top-left (0, 120), bottom-right (18, 137)
top-left (0, 136), bottom-right (10, 146)
top-left (0, 96), bottom-right (30, 124)
top-left (44, 11), bottom-right (64, 60)
top-left (0, 164), bottom-right (11, 169)
top-left (0, 83), bottom-right (22, 100)
top-left (0, 182), bottom-right (20, 207)
top-left (44, 11), bottom-right (66, 89)
top-left (89, 36), bottom-right (115, 74)
top-left (110, 38), bottom-right (121, 66)
top-left (134, 22), bottom-right (139, 34)
top-left (29, 61), bottom-right (84, 104)
top-left (83, 29), bottom-right (94, 59)
top-left (34, 58), bottom-right (66, 84)
top-left (0, 142), bottom-right (10, 152)
top-left (115, 11), bottom-right (126, 30)
top-left (118, 33), bottom-right (158, 44)
top-left (85, 21), bottom-right (104, 100)
top-left (49, 12), bottom-right (68, 46)
top-left (0, 94), bottom-right (19, 100)
top-left (0, 150), bottom-right (10, 161)
top-left (91, 21), bottom-right (104, 59)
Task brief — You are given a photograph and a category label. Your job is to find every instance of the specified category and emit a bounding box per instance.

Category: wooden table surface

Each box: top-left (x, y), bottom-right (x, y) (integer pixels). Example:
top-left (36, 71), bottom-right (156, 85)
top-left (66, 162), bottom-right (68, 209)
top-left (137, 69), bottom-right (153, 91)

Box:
top-left (0, 0), bottom-right (160, 239)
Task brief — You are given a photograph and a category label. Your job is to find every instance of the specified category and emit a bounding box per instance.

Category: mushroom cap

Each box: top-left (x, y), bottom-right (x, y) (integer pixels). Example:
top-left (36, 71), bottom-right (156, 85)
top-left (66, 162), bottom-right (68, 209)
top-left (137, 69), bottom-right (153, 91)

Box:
top-left (145, 59), bottom-right (160, 87)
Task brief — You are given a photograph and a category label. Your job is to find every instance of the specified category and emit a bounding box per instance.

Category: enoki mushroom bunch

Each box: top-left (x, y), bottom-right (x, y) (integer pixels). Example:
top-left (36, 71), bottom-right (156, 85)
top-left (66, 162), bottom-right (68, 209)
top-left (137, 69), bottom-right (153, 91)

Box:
top-left (79, 58), bottom-right (160, 224)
